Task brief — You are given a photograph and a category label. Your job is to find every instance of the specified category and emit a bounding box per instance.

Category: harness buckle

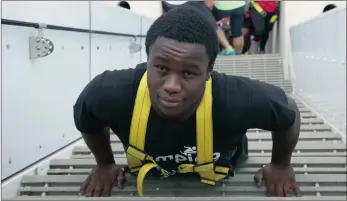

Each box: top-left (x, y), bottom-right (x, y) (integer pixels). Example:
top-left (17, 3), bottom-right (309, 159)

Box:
top-left (193, 161), bottom-right (215, 173)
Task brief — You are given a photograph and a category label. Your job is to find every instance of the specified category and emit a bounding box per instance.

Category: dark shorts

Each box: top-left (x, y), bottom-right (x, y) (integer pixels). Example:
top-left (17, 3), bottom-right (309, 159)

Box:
top-left (242, 16), bottom-right (254, 31)
top-left (212, 5), bottom-right (245, 38)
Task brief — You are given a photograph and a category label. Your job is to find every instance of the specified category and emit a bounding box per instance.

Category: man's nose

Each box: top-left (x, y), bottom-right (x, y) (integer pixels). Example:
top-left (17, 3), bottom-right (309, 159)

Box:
top-left (163, 74), bottom-right (182, 94)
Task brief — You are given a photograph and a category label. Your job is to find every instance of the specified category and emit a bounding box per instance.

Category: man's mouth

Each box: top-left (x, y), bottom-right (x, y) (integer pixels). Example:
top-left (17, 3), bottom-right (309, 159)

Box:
top-left (159, 97), bottom-right (182, 108)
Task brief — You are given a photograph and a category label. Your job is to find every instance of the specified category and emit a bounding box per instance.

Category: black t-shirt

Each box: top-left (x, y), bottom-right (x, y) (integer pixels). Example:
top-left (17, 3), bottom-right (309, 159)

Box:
top-left (73, 63), bottom-right (295, 175)
top-left (182, 1), bottom-right (218, 31)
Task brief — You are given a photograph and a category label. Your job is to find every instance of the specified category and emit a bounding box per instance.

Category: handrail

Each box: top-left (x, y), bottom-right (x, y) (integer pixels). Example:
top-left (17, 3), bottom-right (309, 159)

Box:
top-left (1, 19), bottom-right (146, 39)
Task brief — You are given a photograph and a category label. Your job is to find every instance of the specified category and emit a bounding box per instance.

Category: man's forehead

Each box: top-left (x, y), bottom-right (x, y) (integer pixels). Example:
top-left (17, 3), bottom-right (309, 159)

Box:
top-left (151, 37), bottom-right (207, 55)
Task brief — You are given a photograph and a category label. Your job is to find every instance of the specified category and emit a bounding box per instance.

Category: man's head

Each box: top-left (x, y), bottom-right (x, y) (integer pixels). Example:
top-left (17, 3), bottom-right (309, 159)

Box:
top-left (145, 5), bottom-right (219, 120)
top-left (323, 4), bottom-right (337, 13)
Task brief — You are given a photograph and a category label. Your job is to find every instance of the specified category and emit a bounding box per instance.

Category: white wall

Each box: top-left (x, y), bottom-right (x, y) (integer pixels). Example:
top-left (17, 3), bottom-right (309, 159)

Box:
top-left (279, 1), bottom-right (346, 79)
top-left (1, 1), bottom-right (154, 181)
top-left (97, 1), bottom-right (163, 19)
top-left (290, 7), bottom-right (346, 138)
top-left (285, 1), bottom-right (346, 28)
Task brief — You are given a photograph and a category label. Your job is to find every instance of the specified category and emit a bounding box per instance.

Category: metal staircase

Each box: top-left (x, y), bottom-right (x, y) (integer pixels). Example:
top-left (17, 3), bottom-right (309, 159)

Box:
top-left (3, 54), bottom-right (346, 200)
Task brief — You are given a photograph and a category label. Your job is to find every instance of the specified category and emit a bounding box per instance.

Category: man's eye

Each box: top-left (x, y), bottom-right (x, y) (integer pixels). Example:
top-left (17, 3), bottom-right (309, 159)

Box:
top-left (183, 71), bottom-right (196, 77)
top-left (154, 65), bottom-right (168, 71)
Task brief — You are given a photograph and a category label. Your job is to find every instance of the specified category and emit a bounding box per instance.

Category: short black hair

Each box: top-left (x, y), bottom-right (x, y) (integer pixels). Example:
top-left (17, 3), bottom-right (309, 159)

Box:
top-left (145, 5), bottom-right (219, 68)
top-left (323, 4), bottom-right (337, 13)
top-left (118, 1), bottom-right (130, 10)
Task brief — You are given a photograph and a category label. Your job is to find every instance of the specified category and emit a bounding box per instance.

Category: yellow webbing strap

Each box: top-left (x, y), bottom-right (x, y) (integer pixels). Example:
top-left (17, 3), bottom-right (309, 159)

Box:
top-left (270, 15), bottom-right (278, 23)
top-left (195, 77), bottom-right (216, 184)
top-left (129, 71), bottom-right (151, 150)
top-left (137, 163), bottom-right (158, 197)
top-left (251, 1), bottom-right (278, 24)
top-left (251, 1), bottom-right (265, 16)
top-left (176, 78), bottom-right (217, 184)
top-left (126, 71), bottom-right (230, 196)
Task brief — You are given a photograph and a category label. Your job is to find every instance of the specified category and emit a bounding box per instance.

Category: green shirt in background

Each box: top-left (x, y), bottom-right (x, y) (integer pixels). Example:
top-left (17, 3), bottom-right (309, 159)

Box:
top-left (214, 1), bottom-right (245, 10)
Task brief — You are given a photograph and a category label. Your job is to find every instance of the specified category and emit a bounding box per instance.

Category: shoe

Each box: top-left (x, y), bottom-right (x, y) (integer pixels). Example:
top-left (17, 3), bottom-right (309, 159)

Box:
top-left (220, 49), bottom-right (236, 56)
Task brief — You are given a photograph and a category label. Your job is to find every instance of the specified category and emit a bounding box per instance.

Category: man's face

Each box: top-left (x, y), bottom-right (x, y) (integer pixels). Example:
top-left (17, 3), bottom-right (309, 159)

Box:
top-left (147, 37), bottom-right (212, 119)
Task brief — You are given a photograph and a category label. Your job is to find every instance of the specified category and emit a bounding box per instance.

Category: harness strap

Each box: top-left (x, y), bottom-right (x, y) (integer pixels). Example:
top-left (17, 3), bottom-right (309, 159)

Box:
top-left (251, 1), bottom-right (278, 24)
top-left (126, 71), bottom-right (231, 196)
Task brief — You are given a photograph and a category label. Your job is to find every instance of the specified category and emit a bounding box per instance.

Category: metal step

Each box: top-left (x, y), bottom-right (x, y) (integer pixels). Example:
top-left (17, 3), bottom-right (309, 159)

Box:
top-left (214, 54), bottom-right (292, 93)
top-left (5, 96), bottom-right (346, 200)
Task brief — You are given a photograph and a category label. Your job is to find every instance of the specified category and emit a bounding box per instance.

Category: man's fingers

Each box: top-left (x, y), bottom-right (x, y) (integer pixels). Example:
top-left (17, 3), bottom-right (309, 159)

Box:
top-left (79, 177), bottom-right (90, 195)
top-left (284, 183), bottom-right (292, 197)
top-left (292, 183), bottom-right (301, 197)
top-left (117, 170), bottom-right (125, 189)
top-left (102, 184), bottom-right (112, 197)
top-left (92, 183), bottom-right (103, 197)
top-left (266, 183), bottom-right (275, 197)
top-left (85, 181), bottom-right (96, 197)
top-left (275, 184), bottom-right (284, 197)
top-left (254, 168), bottom-right (263, 187)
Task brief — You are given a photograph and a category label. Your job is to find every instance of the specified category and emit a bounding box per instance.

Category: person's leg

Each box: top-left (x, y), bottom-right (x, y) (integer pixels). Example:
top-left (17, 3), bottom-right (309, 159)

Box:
top-left (217, 26), bottom-right (235, 54)
top-left (250, 6), bottom-right (266, 43)
top-left (259, 13), bottom-right (275, 53)
top-left (229, 6), bottom-right (245, 55)
top-left (212, 7), bottom-right (236, 55)
top-left (242, 15), bottom-right (254, 54)
top-left (259, 32), bottom-right (268, 53)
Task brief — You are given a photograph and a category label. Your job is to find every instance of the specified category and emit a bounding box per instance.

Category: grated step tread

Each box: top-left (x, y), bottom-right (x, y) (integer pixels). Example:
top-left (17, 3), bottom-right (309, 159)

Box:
top-left (4, 196), bottom-right (347, 201)
top-left (9, 81), bottom-right (346, 199)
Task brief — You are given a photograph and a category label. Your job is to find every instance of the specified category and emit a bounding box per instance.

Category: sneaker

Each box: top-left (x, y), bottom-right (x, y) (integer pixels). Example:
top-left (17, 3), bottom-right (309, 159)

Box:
top-left (220, 48), bottom-right (236, 56)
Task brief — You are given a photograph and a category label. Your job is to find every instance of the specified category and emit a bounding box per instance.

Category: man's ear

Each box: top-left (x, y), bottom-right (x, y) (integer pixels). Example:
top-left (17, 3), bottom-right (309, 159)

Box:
top-left (206, 64), bottom-right (213, 81)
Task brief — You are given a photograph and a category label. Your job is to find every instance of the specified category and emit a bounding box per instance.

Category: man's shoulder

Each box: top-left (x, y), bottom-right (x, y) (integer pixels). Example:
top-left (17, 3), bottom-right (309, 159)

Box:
top-left (211, 71), bottom-right (287, 112)
top-left (74, 63), bottom-right (147, 111)
top-left (94, 62), bottom-right (147, 93)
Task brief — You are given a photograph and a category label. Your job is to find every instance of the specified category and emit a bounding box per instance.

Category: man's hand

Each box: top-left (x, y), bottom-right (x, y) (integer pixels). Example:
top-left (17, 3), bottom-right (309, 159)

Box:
top-left (254, 163), bottom-right (301, 197)
top-left (80, 164), bottom-right (125, 197)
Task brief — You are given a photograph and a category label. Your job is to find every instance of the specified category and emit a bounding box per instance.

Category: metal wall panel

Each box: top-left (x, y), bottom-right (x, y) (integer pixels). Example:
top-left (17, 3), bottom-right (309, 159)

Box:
top-left (2, 1), bottom-right (90, 29)
top-left (290, 8), bottom-right (346, 137)
top-left (91, 1), bottom-right (141, 35)
top-left (1, 25), bottom-right (90, 180)
top-left (90, 34), bottom-right (141, 78)
top-left (1, 1), bottom-right (155, 181)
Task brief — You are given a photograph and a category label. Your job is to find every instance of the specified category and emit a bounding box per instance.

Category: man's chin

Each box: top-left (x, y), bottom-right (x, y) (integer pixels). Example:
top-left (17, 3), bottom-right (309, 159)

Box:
top-left (154, 104), bottom-right (185, 120)
top-left (160, 108), bottom-right (183, 119)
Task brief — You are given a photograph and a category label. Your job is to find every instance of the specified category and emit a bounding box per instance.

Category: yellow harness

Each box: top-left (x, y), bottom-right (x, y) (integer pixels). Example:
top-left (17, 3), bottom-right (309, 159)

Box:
top-left (125, 71), bottom-right (231, 197)
top-left (251, 1), bottom-right (278, 24)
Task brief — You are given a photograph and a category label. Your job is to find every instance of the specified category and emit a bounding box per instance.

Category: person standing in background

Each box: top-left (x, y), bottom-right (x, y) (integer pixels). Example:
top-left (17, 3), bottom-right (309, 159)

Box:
top-left (212, 1), bottom-right (246, 55)
top-left (243, 0), bottom-right (279, 54)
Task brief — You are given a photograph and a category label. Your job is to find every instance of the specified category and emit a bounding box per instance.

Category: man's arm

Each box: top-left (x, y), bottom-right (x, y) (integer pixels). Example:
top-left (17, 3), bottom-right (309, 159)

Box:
top-left (240, 79), bottom-right (299, 163)
top-left (74, 79), bottom-right (116, 165)
top-left (82, 127), bottom-right (115, 165)
top-left (73, 68), bottom-right (137, 165)
top-left (271, 95), bottom-right (301, 166)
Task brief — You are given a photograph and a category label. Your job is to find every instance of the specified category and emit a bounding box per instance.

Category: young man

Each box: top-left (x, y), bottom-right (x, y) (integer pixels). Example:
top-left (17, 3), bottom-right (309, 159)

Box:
top-left (73, 5), bottom-right (301, 198)
top-left (211, 1), bottom-right (246, 55)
